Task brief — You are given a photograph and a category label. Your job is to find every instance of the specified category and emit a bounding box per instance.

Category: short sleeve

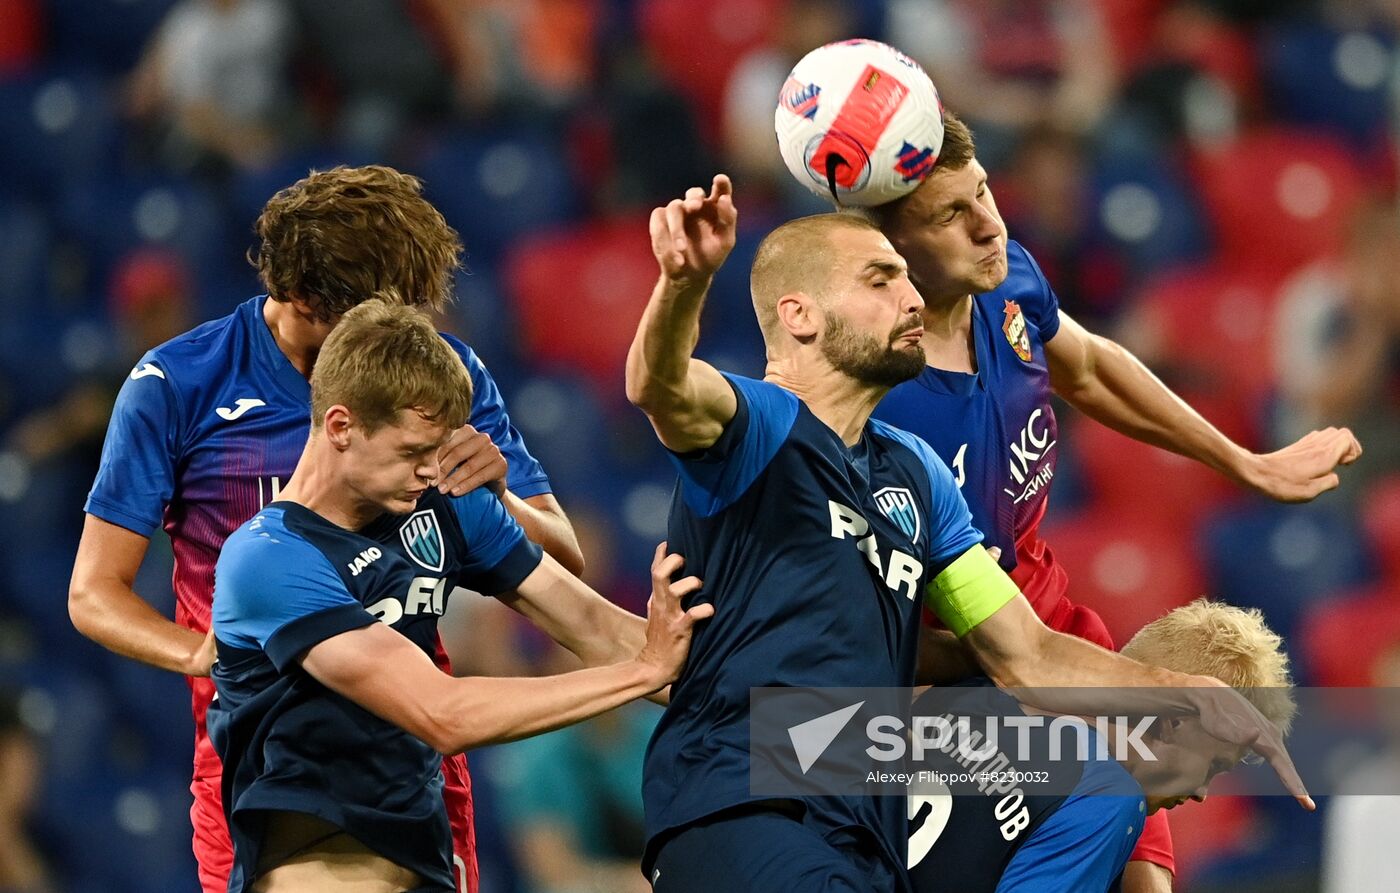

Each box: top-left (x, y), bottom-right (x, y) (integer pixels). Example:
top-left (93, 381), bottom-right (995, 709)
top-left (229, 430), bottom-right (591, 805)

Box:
top-left (443, 334), bottom-right (552, 499)
top-left (213, 520), bottom-right (375, 671)
top-left (84, 356), bottom-right (182, 536)
top-left (668, 373), bottom-right (800, 518)
top-left (1010, 242), bottom-right (1063, 342)
top-left (448, 489), bottom-right (545, 595)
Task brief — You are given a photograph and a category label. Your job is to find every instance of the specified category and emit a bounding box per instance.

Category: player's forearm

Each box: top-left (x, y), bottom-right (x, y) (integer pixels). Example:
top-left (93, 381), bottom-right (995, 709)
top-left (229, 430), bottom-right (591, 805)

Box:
top-left (504, 492), bottom-right (585, 575)
top-left (68, 578), bottom-right (208, 675)
top-left (432, 659), bottom-right (663, 753)
top-left (625, 274), bottom-right (710, 412)
top-left (1053, 333), bottom-right (1250, 482)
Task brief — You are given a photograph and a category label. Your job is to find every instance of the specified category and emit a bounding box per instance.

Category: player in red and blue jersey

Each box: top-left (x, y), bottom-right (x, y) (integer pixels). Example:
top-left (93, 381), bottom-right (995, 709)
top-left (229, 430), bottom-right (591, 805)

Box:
top-left (869, 113), bottom-right (1359, 891)
top-left (68, 165), bottom-right (584, 893)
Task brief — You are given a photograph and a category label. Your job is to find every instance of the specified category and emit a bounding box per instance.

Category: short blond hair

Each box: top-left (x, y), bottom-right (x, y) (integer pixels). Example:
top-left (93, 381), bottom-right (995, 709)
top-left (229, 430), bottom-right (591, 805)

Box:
top-left (750, 213), bottom-right (880, 343)
top-left (310, 299), bottom-right (473, 434)
top-left (1122, 599), bottom-right (1297, 734)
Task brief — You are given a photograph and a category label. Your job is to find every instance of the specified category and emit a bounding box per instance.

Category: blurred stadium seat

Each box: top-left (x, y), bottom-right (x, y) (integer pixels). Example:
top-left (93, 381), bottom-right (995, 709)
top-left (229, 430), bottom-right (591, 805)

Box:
top-left (1299, 584), bottom-right (1400, 688)
top-left (0, 66), bottom-right (121, 201)
top-left (1040, 507), bottom-right (1206, 646)
top-left (1360, 474), bottom-right (1400, 583)
top-left (503, 216), bottom-right (655, 396)
top-left (1259, 20), bottom-right (1396, 150)
top-left (1202, 503), bottom-right (1375, 647)
top-left (1189, 128), bottom-right (1368, 275)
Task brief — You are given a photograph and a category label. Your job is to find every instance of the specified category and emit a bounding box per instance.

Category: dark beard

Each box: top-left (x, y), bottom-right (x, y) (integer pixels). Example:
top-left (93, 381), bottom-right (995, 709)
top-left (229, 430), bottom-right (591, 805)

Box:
top-left (821, 313), bottom-right (926, 388)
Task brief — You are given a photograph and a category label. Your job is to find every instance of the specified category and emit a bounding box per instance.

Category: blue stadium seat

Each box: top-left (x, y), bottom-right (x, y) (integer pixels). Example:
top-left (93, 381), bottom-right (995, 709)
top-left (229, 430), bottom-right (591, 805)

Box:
top-left (0, 67), bottom-right (121, 201)
top-left (1089, 152), bottom-right (1211, 278)
top-left (1201, 502), bottom-right (1375, 645)
top-left (412, 127), bottom-right (581, 262)
top-left (502, 373), bottom-right (610, 499)
top-left (1260, 20), bottom-right (1396, 149)
top-left (55, 175), bottom-right (228, 288)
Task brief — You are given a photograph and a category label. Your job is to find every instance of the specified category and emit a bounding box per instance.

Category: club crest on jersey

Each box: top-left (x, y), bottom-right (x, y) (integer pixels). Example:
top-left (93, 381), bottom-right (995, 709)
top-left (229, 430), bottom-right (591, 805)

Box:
top-left (874, 487), bottom-right (921, 544)
top-left (1002, 300), bottom-right (1032, 363)
top-left (400, 509), bottom-right (444, 572)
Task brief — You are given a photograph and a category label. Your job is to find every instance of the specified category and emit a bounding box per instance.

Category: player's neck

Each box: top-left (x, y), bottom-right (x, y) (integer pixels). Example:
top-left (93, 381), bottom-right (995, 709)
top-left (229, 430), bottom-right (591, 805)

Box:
top-left (764, 360), bottom-right (885, 447)
top-left (918, 294), bottom-right (976, 374)
top-left (263, 298), bottom-right (326, 378)
top-left (277, 442), bottom-right (382, 531)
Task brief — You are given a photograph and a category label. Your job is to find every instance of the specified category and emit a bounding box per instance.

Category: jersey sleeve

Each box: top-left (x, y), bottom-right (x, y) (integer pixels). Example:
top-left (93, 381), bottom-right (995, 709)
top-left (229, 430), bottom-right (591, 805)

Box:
top-left (668, 373), bottom-right (800, 518)
top-left (443, 334), bottom-right (552, 499)
top-left (84, 355), bottom-right (183, 537)
top-left (1010, 241), bottom-right (1063, 343)
top-left (447, 489), bottom-right (545, 596)
top-left (212, 521), bottom-right (376, 671)
top-left (995, 750), bottom-right (1145, 892)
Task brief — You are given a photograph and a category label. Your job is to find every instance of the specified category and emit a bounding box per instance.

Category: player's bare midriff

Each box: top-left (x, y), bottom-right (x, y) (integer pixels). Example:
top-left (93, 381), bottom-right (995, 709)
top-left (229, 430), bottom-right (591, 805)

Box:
top-left (251, 812), bottom-right (426, 893)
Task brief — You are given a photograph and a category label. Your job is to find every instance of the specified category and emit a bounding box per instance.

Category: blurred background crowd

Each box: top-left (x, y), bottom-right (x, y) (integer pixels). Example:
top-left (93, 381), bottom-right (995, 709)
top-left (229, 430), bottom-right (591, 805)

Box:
top-left (0, 0), bottom-right (1398, 890)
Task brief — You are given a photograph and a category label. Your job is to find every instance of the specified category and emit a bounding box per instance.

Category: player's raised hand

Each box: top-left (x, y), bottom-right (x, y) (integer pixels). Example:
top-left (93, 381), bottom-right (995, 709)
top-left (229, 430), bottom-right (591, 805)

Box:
top-left (636, 542), bottom-right (713, 688)
top-left (650, 174), bottom-right (738, 286)
top-left (1190, 683), bottom-right (1315, 811)
top-left (1242, 426), bottom-right (1363, 502)
top-left (437, 424), bottom-right (507, 497)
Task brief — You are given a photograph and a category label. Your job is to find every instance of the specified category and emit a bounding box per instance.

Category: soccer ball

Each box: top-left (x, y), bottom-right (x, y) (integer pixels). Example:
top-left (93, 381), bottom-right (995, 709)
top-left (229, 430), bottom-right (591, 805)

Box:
top-left (775, 39), bottom-right (944, 208)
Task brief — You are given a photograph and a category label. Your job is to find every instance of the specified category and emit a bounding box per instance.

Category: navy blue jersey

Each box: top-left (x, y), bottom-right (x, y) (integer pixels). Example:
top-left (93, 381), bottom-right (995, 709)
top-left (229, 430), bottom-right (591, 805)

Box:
top-left (208, 488), bottom-right (543, 893)
top-left (874, 242), bottom-right (1072, 624)
top-left (642, 374), bottom-right (983, 880)
top-left (908, 680), bottom-right (1145, 893)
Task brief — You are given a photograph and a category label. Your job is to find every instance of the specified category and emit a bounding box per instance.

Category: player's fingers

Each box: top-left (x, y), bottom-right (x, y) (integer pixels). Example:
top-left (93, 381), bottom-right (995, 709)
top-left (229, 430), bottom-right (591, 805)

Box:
top-left (1253, 732), bottom-right (1314, 809)
top-left (652, 541), bottom-right (667, 566)
top-left (686, 603), bottom-right (716, 623)
top-left (717, 192), bottom-right (737, 228)
top-left (653, 552), bottom-right (687, 582)
top-left (665, 199), bottom-right (687, 251)
top-left (712, 173), bottom-right (732, 199)
top-left (668, 575), bottom-right (704, 599)
top-left (1336, 428), bottom-right (1362, 464)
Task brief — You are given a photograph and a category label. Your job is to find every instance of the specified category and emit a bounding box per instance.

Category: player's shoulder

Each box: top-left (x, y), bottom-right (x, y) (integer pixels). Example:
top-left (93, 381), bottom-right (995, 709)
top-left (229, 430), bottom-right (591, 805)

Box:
top-left (722, 372), bottom-right (801, 414)
top-left (868, 417), bottom-right (941, 471)
top-left (988, 240), bottom-right (1046, 296)
top-left (436, 330), bottom-right (481, 368)
top-left (136, 296), bottom-right (264, 389)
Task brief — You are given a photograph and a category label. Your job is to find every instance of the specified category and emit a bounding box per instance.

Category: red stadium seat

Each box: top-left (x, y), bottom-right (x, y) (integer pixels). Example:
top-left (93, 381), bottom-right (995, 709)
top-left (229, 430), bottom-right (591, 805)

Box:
top-left (1298, 584), bottom-right (1400, 688)
top-left (1040, 508), bottom-right (1208, 647)
top-left (1190, 128), bottom-right (1368, 275)
top-left (638, 0), bottom-right (784, 137)
top-left (1069, 416), bottom-right (1240, 529)
top-left (1130, 262), bottom-right (1286, 425)
top-left (1361, 474), bottom-right (1400, 583)
top-left (503, 216), bottom-right (657, 398)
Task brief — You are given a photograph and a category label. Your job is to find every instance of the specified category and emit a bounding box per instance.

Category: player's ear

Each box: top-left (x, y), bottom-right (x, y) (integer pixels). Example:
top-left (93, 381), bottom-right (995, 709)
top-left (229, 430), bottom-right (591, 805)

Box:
top-left (323, 405), bottom-right (354, 450)
top-left (777, 291), bottom-right (820, 343)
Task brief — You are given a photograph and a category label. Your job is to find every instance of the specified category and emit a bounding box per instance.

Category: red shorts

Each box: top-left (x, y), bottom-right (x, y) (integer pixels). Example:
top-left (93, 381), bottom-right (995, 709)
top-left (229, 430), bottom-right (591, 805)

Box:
top-left (189, 731), bottom-right (480, 893)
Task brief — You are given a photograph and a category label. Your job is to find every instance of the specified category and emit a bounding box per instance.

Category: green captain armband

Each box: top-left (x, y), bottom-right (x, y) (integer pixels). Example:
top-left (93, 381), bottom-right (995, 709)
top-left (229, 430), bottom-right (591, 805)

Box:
top-left (925, 547), bottom-right (1020, 638)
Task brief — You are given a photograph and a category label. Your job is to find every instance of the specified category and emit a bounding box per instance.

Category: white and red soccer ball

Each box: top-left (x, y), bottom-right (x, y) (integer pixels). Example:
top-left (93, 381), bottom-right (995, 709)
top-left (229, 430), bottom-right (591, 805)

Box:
top-left (775, 39), bottom-right (945, 208)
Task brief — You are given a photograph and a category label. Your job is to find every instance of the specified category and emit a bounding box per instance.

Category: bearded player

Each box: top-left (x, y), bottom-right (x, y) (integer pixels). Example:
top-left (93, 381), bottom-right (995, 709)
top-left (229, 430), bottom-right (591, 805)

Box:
top-left (867, 113), bottom-right (1360, 891)
top-left (68, 165), bottom-right (584, 893)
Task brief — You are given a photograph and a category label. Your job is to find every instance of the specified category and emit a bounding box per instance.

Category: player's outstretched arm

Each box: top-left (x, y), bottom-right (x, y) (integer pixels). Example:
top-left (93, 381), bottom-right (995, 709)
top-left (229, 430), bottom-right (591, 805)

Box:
top-left (1046, 312), bottom-right (1361, 501)
top-left (69, 514), bottom-right (216, 676)
top-left (496, 543), bottom-right (693, 671)
top-left (300, 551), bottom-right (711, 753)
top-left (927, 546), bottom-right (1314, 811)
top-left (626, 174), bottom-right (740, 453)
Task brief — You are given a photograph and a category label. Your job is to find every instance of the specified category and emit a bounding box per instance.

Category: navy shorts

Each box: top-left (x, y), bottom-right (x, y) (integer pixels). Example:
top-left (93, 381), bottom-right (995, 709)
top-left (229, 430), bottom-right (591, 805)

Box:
top-left (650, 805), bottom-right (898, 893)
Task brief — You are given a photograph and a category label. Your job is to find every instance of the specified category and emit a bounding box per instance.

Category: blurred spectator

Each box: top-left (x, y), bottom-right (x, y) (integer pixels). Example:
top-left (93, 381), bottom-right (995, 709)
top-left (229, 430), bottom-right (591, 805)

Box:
top-left (722, 0), bottom-right (854, 207)
top-left (420, 0), bottom-right (600, 115)
top-left (6, 249), bottom-right (192, 468)
top-left (889, 0), bottom-right (1117, 167)
top-left (494, 702), bottom-right (656, 893)
top-left (0, 691), bottom-right (50, 893)
top-left (1273, 198), bottom-right (1400, 496)
top-left (1320, 642), bottom-right (1400, 892)
top-left (291, 0), bottom-right (453, 153)
top-left (126, 0), bottom-right (299, 173)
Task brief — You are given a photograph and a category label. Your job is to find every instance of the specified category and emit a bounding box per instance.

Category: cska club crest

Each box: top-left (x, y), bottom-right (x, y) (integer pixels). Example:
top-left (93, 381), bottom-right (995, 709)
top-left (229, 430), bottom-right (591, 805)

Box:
top-left (400, 509), bottom-right (445, 572)
top-left (1002, 300), bottom-right (1032, 362)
